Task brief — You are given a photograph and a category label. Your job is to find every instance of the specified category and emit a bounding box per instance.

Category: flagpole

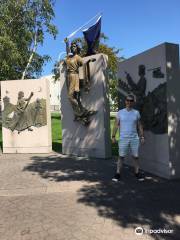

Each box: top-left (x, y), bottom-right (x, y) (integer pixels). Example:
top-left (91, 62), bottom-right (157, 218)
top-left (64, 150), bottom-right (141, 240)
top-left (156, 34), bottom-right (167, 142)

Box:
top-left (65, 12), bottom-right (102, 40)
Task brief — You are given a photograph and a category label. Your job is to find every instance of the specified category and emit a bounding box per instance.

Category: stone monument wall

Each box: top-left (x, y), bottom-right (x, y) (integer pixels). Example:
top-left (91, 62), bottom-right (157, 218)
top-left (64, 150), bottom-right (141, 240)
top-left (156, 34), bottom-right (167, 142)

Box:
top-left (117, 42), bottom-right (180, 179)
top-left (60, 54), bottom-right (111, 158)
top-left (1, 78), bottom-right (52, 153)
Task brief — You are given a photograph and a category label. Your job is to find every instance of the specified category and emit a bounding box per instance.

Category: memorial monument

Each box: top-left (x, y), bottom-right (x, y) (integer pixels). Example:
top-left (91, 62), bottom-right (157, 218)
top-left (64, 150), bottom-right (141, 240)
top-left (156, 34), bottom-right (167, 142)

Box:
top-left (1, 78), bottom-right (52, 153)
top-left (60, 52), bottom-right (111, 158)
top-left (59, 14), bottom-right (111, 158)
top-left (118, 42), bottom-right (180, 179)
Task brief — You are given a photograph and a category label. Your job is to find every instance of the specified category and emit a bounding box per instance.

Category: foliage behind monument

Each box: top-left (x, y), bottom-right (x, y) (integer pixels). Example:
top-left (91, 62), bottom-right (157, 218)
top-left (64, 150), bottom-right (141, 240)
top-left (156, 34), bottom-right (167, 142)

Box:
top-left (0, 0), bottom-right (58, 81)
top-left (73, 34), bottom-right (124, 111)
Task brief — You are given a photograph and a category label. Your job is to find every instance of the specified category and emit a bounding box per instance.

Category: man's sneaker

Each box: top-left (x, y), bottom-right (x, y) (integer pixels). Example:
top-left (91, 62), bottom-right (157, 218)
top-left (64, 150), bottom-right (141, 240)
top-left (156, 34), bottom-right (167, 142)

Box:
top-left (135, 172), bottom-right (144, 181)
top-left (112, 173), bottom-right (121, 182)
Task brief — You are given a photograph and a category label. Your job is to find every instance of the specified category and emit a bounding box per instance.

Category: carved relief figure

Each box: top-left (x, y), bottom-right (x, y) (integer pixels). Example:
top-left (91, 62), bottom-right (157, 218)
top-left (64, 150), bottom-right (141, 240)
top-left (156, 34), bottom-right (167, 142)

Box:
top-left (125, 65), bottom-right (147, 113)
top-left (2, 91), bottom-right (47, 134)
top-left (34, 98), bottom-right (44, 127)
top-left (118, 65), bottom-right (167, 134)
top-left (8, 91), bottom-right (34, 134)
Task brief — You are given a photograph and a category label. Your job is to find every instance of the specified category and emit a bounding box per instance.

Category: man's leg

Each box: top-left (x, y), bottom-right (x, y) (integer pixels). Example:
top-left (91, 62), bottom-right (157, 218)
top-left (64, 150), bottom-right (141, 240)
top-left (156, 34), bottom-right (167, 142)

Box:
top-left (112, 138), bottom-right (128, 181)
top-left (116, 156), bottom-right (124, 174)
top-left (130, 136), bottom-right (141, 176)
top-left (133, 156), bottom-right (139, 174)
top-left (133, 156), bottom-right (144, 180)
top-left (112, 156), bottom-right (124, 182)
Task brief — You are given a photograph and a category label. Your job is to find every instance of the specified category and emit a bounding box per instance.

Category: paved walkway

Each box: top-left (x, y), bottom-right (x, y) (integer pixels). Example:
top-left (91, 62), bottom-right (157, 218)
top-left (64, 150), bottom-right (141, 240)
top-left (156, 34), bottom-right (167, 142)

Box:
top-left (0, 152), bottom-right (180, 240)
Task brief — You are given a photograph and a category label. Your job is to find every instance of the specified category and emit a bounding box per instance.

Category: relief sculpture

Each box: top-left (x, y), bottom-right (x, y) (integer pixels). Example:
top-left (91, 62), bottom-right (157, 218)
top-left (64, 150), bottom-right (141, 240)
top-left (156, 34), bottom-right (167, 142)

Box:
top-left (2, 91), bottom-right (47, 134)
top-left (118, 65), bottom-right (167, 134)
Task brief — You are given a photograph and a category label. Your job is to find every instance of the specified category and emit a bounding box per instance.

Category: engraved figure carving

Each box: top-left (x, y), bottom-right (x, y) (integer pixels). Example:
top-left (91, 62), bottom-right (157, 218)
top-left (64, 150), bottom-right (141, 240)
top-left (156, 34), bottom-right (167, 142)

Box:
top-left (2, 91), bottom-right (47, 134)
top-left (118, 65), bottom-right (167, 134)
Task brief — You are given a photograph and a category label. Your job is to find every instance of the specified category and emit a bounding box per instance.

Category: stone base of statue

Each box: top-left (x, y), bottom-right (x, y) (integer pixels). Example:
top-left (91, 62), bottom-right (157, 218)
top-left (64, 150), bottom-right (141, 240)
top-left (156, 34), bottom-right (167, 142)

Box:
top-left (1, 78), bottom-right (52, 153)
top-left (118, 42), bottom-right (180, 179)
top-left (60, 54), bottom-right (111, 158)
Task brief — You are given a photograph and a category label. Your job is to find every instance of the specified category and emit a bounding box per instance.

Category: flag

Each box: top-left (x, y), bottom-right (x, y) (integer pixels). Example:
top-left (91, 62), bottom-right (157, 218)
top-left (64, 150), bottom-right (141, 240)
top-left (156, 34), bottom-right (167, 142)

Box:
top-left (83, 16), bottom-right (101, 56)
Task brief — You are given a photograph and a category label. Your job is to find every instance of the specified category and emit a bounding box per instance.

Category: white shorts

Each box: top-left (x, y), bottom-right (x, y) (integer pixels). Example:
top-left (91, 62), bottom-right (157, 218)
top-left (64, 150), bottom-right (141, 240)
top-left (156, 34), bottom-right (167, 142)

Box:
top-left (119, 135), bottom-right (140, 157)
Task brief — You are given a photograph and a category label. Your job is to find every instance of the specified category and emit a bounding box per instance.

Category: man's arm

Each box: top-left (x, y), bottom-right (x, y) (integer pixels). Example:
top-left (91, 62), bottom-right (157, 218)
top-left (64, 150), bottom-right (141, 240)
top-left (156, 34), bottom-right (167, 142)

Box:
top-left (137, 120), bottom-right (145, 144)
top-left (112, 117), bottom-right (120, 142)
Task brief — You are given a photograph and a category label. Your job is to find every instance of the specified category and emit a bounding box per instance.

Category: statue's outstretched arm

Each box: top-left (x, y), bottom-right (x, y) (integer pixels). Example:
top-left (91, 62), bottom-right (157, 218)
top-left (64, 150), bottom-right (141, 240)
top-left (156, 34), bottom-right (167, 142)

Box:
top-left (25, 92), bottom-right (34, 101)
top-left (125, 72), bottom-right (138, 90)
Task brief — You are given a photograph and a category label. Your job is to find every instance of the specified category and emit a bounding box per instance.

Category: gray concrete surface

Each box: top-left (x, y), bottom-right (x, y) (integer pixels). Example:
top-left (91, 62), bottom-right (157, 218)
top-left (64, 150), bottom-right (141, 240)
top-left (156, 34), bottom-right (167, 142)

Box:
top-left (0, 152), bottom-right (180, 240)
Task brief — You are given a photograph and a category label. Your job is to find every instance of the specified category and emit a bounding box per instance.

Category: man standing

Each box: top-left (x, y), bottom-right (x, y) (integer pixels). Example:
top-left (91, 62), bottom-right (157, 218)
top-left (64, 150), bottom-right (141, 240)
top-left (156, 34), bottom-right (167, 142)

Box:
top-left (112, 94), bottom-right (145, 181)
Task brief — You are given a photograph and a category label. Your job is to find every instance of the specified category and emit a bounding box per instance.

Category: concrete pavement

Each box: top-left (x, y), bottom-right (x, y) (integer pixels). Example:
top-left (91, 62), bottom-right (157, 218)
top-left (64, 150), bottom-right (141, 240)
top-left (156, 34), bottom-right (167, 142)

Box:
top-left (0, 152), bottom-right (180, 240)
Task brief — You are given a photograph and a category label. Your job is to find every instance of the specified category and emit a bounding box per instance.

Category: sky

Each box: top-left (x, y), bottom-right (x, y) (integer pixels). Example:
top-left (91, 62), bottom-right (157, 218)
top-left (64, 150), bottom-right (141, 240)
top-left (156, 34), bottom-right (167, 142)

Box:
top-left (38, 0), bottom-right (180, 76)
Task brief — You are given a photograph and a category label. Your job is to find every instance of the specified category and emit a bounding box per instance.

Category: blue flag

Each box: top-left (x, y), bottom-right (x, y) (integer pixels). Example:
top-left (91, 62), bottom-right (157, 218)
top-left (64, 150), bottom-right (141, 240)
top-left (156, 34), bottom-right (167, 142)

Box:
top-left (83, 16), bottom-right (101, 56)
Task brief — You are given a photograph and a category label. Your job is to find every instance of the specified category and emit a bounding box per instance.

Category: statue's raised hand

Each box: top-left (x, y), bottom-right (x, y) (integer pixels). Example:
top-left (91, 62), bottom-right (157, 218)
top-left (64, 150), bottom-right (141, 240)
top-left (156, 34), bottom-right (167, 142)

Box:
top-left (64, 37), bottom-right (68, 43)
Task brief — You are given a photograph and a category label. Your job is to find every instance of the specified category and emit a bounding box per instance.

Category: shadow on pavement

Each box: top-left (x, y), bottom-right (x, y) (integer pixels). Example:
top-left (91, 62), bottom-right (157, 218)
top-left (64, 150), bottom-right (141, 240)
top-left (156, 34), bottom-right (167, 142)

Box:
top-left (24, 154), bottom-right (180, 240)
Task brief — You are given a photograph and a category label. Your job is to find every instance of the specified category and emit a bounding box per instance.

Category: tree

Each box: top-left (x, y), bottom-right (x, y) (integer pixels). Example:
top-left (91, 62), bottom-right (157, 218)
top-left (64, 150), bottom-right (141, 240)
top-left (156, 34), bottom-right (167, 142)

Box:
top-left (0, 0), bottom-right (58, 81)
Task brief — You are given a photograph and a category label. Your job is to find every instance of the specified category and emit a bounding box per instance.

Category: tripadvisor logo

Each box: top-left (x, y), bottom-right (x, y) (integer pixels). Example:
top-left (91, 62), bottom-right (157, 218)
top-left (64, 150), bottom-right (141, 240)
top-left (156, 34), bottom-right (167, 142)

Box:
top-left (135, 226), bottom-right (174, 235)
top-left (135, 227), bottom-right (144, 235)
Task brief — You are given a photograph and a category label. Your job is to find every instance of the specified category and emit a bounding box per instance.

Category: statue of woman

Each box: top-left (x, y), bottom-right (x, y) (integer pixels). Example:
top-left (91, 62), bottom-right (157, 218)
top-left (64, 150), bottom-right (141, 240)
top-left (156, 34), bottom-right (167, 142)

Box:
top-left (64, 38), bottom-right (96, 125)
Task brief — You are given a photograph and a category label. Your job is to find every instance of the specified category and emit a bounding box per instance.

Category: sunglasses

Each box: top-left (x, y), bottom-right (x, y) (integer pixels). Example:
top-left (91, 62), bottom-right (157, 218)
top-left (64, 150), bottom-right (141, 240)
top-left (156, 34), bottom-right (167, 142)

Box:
top-left (126, 99), bottom-right (134, 102)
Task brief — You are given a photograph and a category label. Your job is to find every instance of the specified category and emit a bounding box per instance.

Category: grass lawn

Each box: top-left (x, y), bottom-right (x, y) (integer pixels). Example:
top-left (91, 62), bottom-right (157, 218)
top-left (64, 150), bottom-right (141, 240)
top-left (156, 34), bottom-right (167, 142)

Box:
top-left (51, 112), bottom-right (62, 153)
top-left (0, 113), bottom-right (119, 156)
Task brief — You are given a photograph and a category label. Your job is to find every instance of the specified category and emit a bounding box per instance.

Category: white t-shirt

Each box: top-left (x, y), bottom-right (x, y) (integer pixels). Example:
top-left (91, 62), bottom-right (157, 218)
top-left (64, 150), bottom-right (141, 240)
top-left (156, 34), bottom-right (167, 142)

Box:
top-left (116, 108), bottom-right (140, 137)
